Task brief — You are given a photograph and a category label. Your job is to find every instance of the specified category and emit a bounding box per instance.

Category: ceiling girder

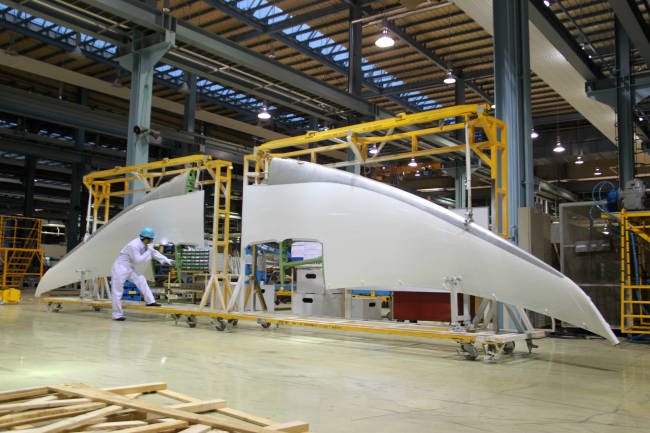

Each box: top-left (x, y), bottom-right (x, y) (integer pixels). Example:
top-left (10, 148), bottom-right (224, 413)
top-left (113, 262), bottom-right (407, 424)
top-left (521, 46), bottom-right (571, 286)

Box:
top-left (609, 0), bottom-right (650, 68)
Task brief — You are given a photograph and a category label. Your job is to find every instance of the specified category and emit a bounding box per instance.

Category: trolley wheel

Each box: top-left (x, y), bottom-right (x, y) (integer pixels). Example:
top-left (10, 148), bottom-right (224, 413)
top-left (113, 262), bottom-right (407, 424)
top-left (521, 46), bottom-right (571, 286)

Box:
top-left (186, 315), bottom-right (197, 328)
top-left (49, 302), bottom-right (62, 313)
top-left (93, 306), bottom-right (101, 312)
top-left (261, 322), bottom-right (271, 329)
top-left (171, 314), bottom-right (181, 325)
top-left (503, 341), bottom-right (515, 354)
top-left (231, 319), bottom-right (239, 327)
top-left (215, 318), bottom-right (226, 332)
top-left (459, 342), bottom-right (479, 361)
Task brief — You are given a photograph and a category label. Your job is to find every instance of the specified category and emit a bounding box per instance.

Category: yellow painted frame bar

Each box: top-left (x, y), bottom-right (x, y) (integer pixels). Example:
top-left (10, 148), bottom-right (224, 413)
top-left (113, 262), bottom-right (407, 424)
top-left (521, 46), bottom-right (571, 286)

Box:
top-left (249, 105), bottom-right (508, 239)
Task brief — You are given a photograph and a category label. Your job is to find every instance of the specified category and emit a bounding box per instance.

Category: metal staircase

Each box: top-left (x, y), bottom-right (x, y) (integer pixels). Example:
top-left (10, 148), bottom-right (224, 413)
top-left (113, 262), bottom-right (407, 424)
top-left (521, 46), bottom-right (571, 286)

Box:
top-left (0, 216), bottom-right (43, 289)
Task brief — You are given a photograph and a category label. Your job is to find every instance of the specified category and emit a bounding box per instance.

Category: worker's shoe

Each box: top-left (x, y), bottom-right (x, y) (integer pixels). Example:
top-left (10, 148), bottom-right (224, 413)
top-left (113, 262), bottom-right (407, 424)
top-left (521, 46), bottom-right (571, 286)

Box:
top-left (146, 302), bottom-right (162, 307)
top-left (113, 317), bottom-right (126, 321)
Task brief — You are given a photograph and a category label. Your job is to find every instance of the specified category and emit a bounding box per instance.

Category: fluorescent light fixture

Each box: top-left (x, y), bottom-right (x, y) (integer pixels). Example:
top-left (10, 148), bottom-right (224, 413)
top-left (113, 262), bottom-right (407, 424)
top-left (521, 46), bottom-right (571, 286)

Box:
top-left (443, 71), bottom-right (456, 84)
top-left (594, 167), bottom-right (602, 176)
top-left (553, 141), bottom-right (565, 153)
top-left (530, 129), bottom-right (539, 139)
top-left (414, 170), bottom-right (421, 177)
top-left (640, 117), bottom-right (645, 121)
top-left (544, 0), bottom-right (551, 6)
top-left (602, 229), bottom-right (610, 235)
top-left (375, 28), bottom-right (395, 48)
top-left (417, 187), bottom-right (445, 192)
top-left (408, 157), bottom-right (418, 167)
top-left (574, 155), bottom-right (584, 165)
top-left (369, 144), bottom-right (379, 155)
top-left (491, 104), bottom-right (496, 109)
top-left (258, 106), bottom-right (271, 120)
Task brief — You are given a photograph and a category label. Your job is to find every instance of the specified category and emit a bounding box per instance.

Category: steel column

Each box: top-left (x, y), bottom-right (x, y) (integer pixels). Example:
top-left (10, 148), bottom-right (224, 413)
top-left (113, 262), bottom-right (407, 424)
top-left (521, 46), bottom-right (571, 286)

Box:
top-left (182, 72), bottom-right (197, 155)
top-left (493, 0), bottom-right (534, 244)
top-left (23, 156), bottom-right (36, 218)
top-left (67, 89), bottom-right (87, 252)
top-left (616, 19), bottom-right (634, 186)
top-left (454, 74), bottom-right (466, 142)
top-left (118, 32), bottom-right (174, 206)
top-left (348, 0), bottom-right (362, 97)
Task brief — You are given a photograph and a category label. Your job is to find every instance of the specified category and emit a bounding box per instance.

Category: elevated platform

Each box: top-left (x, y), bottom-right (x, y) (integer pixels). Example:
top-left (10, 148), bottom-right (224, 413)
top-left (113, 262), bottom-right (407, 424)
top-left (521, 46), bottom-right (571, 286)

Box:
top-left (43, 296), bottom-right (547, 361)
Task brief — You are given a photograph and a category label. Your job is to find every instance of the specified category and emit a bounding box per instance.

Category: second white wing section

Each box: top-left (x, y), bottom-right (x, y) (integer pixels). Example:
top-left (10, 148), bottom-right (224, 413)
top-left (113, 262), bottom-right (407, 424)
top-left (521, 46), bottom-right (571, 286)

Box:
top-left (242, 179), bottom-right (618, 345)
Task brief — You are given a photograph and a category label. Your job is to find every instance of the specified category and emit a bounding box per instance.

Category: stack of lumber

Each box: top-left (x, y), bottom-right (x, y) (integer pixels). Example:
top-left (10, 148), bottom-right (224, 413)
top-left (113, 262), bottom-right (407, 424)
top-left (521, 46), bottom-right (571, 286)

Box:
top-left (0, 383), bottom-right (309, 433)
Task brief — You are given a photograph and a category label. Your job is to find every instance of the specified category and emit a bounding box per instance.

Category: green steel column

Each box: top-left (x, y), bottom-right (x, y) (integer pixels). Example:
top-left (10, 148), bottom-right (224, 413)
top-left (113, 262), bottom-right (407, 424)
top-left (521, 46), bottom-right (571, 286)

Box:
top-left (182, 72), bottom-right (197, 156)
top-left (493, 0), bottom-right (534, 244)
top-left (616, 19), bottom-right (634, 186)
top-left (118, 29), bottom-right (174, 206)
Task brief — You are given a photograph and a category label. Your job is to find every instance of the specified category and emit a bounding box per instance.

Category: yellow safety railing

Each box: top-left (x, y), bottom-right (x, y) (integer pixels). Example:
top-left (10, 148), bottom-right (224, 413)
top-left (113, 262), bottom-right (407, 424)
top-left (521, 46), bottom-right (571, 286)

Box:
top-left (620, 209), bottom-right (650, 334)
top-left (0, 215), bottom-right (44, 289)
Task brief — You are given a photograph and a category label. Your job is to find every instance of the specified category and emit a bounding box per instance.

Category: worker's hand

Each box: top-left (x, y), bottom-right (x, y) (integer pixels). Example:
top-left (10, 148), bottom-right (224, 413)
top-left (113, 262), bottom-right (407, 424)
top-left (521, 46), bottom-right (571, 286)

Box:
top-left (165, 258), bottom-right (174, 266)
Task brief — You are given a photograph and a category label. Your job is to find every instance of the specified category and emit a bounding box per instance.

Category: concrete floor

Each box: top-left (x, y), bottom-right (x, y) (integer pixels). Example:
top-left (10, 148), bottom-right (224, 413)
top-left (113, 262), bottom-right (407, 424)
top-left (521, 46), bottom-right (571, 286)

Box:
top-left (1, 293), bottom-right (649, 433)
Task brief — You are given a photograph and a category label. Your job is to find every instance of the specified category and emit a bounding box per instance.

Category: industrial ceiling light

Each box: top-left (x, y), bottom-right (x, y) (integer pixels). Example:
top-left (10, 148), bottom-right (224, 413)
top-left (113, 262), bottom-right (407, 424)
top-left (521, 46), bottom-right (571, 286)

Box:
top-left (594, 167), bottom-right (602, 176)
top-left (5, 32), bottom-right (18, 56)
top-left (491, 104), bottom-right (496, 109)
top-left (369, 144), bottom-right (379, 155)
top-left (179, 73), bottom-right (191, 94)
top-left (70, 32), bottom-right (84, 59)
top-left (375, 27), bottom-right (395, 48)
top-left (408, 157), bottom-right (418, 167)
top-left (574, 155), bottom-right (584, 165)
top-left (443, 71), bottom-right (456, 84)
top-left (414, 170), bottom-right (421, 177)
top-left (258, 105), bottom-right (271, 120)
top-left (530, 129), bottom-right (539, 139)
top-left (544, 0), bottom-right (551, 7)
top-left (553, 140), bottom-right (565, 153)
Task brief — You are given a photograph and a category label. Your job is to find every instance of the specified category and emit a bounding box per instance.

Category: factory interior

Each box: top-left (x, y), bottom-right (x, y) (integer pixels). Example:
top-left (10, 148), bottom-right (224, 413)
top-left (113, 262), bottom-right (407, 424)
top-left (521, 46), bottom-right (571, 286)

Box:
top-left (1, 1), bottom-right (650, 432)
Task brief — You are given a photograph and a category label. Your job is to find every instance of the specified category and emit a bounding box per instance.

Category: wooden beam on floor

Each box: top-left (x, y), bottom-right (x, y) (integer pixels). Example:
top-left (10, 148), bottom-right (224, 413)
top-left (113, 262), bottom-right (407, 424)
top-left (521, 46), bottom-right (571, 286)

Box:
top-left (0, 403), bottom-right (106, 429)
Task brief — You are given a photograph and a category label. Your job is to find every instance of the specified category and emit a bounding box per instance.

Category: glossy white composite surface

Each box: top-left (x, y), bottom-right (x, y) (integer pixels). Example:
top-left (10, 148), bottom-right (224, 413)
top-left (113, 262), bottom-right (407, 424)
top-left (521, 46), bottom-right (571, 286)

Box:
top-left (241, 159), bottom-right (618, 344)
top-left (36, 191), bottom-right (204, 296)
top-left (2, 298), bottom-right (649, 433)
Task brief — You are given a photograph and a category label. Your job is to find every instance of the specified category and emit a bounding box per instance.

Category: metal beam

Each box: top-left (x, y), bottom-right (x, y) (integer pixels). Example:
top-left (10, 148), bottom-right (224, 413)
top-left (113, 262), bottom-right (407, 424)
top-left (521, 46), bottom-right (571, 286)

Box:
top-left (494, 0), bottom-right (534, 243)
top-left (348, 1), bottom-right (362, 97)
top-left (609, 0), bottom-right (650, 68)
top-left (23, 157), bottom-right (36, 218)
top-left (616, 19), bottom-right (634, 186)
top-left (80, 0), bottom-right (376, 116)
top-left (528, 0), bottom-right (604, 81)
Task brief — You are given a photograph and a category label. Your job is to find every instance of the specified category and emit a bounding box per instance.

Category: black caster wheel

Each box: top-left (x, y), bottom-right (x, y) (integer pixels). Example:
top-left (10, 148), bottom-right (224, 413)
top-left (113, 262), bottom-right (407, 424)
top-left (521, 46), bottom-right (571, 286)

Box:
top-left (215, 318), bottom-right (226, 331)
top-left (186, 315), bottom-right (197, 328)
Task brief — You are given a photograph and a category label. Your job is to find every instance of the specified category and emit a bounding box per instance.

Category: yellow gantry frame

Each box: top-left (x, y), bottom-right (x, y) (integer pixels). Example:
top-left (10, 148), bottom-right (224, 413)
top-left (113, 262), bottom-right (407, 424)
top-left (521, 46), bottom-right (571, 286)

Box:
top-left (245, 104), bottom-right (509, 238)
top-left (619, 210), bottom-right (650, 334)
top-left (82, 155), bottom-right (233, 308)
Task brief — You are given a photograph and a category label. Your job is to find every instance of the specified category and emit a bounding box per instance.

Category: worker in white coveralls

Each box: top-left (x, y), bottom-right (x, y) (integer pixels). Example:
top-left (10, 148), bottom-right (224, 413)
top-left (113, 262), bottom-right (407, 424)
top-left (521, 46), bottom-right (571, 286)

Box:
top-left (111, 227), bottom-right (173, 321)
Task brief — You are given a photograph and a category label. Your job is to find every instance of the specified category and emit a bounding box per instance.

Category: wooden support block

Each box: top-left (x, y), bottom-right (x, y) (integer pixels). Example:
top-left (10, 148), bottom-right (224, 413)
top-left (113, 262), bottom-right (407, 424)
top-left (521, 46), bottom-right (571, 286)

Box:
top-left (48, 384), bottom-right (278, 433)
top-left (215, 408), bottom-right (275, 427)
top-left (85, 420), bottom-right (148, 430)
top-left (0, 398), bottom-right (92, 415)
top-left (103, 384), bottom-right (167, 396)
top-left (156, 390), bottom-right (200, 403)
top-left (25, 405), bottom-right (123, 433)
top-left (0, 403), bottom-right (106, 429)
top-left (177, 425), bottom-right (211, 433)
top-left (263, 421), bottom-right (309, 433)
top-left (0, 387), bottom-right (50, 403)
top-left (108, 419), bottom-right (188, 433)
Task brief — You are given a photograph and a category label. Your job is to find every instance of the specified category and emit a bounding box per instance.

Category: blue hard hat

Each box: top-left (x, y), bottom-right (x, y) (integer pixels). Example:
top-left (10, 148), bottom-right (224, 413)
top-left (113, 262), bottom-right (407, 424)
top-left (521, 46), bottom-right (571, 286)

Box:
top-left (140, 227), bottom-right (156, 239)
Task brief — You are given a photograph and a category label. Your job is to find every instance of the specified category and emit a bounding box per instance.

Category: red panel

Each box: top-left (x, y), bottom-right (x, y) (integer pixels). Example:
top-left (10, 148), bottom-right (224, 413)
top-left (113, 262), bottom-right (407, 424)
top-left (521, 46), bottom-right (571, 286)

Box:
top-left (393, 291), bottom-right (474, 322)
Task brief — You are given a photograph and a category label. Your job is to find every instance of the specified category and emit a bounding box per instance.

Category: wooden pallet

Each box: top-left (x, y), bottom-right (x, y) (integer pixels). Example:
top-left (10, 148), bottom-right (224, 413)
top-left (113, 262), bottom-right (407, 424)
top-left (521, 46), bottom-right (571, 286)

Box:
top-left (0, 383), bottom-right (309, 433)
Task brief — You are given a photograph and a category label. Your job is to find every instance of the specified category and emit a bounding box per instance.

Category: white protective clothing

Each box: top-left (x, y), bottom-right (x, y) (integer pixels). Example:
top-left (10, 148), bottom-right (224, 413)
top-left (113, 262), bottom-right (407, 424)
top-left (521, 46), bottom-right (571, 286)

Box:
top-left (110, 237), bottom-right (172, 319)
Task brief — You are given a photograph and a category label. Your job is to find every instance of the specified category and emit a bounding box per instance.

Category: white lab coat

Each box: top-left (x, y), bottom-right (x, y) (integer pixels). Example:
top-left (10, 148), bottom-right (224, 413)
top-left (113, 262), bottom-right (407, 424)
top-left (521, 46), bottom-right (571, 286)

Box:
top-left (110, 237), bottom-right (170, 319)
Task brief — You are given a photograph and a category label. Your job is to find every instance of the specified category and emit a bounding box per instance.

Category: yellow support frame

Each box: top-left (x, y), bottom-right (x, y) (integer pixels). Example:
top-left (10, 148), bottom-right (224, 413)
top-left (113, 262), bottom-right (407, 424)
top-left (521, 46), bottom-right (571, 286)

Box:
top-left (245, 104), bottom-right (508, 238)
top-left (618, 210), bottom-right (650, 334)
top-left (82, 155), bottom-right (233, 309)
